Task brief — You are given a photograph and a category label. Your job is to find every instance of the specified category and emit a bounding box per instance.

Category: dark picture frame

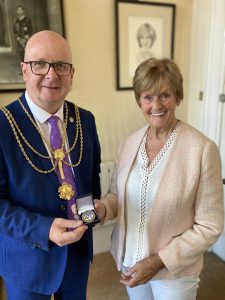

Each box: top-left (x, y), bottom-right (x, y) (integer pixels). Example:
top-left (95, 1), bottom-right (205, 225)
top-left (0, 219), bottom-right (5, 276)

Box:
top-left (115, 0), bottom-right (176, 90)
top-left (0, 0), bottom-right (64, 92)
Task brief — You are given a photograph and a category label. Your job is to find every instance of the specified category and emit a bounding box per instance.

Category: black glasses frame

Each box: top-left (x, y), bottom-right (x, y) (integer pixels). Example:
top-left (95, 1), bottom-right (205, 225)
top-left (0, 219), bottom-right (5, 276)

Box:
top-left (23, 61), bottom-right (73, 76)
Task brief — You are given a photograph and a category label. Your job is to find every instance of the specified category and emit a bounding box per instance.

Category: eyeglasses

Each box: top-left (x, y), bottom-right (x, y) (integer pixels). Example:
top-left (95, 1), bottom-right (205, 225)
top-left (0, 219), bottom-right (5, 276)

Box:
top-left (23, 61), bottom-right (73, 76)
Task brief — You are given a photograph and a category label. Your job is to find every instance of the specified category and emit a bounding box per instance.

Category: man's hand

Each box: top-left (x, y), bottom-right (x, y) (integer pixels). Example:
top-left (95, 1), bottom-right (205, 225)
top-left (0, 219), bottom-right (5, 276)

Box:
top-left (120, 254), bottom-right (165, 288)
top-left (49, 218), bottom-right (88, 247)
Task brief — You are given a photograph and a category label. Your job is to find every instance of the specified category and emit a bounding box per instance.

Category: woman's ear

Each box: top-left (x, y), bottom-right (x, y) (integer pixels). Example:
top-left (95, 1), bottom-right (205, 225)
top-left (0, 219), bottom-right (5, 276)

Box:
top-left (176, 98), bottom-right (181, 106)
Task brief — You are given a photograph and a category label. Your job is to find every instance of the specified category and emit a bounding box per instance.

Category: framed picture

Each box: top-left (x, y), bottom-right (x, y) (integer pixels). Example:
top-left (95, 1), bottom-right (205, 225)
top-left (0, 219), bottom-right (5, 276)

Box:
top-left (115, 0), bottom-right (176, 90)
top-left (0, 0), bottom-right (64, 92)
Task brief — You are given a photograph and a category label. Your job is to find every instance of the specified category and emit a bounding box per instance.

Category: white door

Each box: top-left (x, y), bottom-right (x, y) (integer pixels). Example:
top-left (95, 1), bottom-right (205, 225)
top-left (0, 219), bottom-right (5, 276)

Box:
top-left (206, 0), bottom-right (225, 259)
top-left (219, 94), bottom-right (225, 180)
top-left (188, 0), bottom-right (225, 260)
top-left (212, 66), bottom-right (225, 261)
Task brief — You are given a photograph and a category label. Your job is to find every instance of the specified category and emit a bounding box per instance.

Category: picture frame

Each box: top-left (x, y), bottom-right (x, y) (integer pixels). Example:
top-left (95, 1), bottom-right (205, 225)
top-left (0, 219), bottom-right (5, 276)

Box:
top-left (0, 0), bottom-right (64, 92)
top-left (115, 0), bottom-right (176, 90)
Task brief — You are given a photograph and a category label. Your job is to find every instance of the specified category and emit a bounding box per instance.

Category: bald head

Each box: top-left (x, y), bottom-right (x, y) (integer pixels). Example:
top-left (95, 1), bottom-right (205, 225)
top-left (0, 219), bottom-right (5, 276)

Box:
top-left (24, 30), bottom-right (72, 63)
top-left (21, 30), bottom-right (74, 113)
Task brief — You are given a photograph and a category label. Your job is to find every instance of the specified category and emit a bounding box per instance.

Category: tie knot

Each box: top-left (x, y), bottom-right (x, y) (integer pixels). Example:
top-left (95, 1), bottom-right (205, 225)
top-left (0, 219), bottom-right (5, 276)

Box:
top-left (48, 116), bottom-right (62, 150)
top-left (48, 115), bottom-right (59, 127)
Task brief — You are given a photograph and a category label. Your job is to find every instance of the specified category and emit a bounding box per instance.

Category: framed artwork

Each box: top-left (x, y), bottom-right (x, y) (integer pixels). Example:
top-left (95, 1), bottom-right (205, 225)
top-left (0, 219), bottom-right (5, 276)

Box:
top-left (0, 0), bottom-right (64, 92)
top-left (115, 0), bottom-right (176, 90)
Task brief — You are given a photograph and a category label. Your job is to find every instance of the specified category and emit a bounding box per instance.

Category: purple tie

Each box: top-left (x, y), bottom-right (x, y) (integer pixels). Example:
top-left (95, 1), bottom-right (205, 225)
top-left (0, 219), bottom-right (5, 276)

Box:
top-left (48, 116), bottom-right (77, 220)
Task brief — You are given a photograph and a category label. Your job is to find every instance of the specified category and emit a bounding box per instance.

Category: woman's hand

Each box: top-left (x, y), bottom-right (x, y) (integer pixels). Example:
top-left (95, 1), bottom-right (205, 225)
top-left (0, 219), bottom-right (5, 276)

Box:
top-left (120, 254), bottom-right (165, 288)
top-left (94, 199), bottom-right (106, 219)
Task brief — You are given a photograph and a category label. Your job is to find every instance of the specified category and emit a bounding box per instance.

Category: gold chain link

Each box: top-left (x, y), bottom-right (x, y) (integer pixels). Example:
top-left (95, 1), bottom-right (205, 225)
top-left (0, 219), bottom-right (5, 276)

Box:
top-left (2, 107), bottom-right (52, 159)
top-left (18, 97), bottom-right (68, 154)
top-left (0, 99), bottom-right (83, 173)
top-left (0, 106), bottom-right (56, 173)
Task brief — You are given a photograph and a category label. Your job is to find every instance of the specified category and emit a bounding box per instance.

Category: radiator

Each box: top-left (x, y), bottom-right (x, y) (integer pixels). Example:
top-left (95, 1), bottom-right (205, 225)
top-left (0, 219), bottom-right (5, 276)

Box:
top-left (100, 161), bottom-right (114, 196)
top-left (93, 161), bottom-right (115, 254)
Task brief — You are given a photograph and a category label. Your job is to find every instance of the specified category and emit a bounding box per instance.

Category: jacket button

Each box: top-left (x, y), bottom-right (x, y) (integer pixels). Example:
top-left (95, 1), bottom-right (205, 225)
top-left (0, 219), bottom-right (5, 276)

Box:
top-left (28, 242), bottom-right (41, 249)
top-left (28, 242), bottom-right (36, 248)
top-left (60, 204), bottom-right (67, 211)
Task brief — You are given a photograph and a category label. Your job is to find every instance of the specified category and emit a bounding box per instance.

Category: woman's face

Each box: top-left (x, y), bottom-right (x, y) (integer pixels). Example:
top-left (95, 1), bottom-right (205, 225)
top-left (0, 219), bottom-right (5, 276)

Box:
top-left (139, 86), bottom-right (178, 131)
top-left (139, 32), bottom-right (152, 49)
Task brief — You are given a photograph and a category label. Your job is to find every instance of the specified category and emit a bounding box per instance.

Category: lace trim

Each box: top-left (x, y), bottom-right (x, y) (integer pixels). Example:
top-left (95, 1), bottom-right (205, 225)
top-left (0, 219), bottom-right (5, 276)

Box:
top-left (141, 121), bottom-right (181, 174)
top-left (136, 122), bottom-right (181, 261)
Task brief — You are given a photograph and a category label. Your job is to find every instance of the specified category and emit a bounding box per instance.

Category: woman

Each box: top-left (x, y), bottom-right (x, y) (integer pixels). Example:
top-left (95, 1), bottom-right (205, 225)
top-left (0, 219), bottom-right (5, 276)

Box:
top-left (136, 23), bottom-right (156, 64)
top-left (95, 58), bottom-right (224, 300)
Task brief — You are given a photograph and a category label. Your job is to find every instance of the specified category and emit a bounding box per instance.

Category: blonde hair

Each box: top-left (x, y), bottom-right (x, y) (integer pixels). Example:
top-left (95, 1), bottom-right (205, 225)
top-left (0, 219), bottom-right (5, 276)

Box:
top-left (133, 58), bottom-right (183, 106)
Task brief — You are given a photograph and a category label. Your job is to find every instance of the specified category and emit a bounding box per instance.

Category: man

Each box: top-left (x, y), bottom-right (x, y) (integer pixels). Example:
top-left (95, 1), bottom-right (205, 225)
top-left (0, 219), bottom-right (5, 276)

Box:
top-left (0, 30), bottom-right (101, 300)
top-left (13, 5), bottom-right (32, 61)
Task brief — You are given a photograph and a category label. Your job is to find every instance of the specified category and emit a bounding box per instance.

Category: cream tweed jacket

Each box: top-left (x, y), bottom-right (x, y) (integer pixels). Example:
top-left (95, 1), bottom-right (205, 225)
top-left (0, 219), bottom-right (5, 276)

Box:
top-left (101, 121), bottom-right (224, 279)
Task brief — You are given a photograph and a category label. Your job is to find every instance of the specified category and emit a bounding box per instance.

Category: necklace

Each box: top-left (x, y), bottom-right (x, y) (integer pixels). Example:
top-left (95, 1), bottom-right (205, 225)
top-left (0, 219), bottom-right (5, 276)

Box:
top-left (18, 97), bottom-right (83, 166)
top-left (18, 97), bottom-right (68, 155)
top-left (0, 99), bottom-right (83, 200)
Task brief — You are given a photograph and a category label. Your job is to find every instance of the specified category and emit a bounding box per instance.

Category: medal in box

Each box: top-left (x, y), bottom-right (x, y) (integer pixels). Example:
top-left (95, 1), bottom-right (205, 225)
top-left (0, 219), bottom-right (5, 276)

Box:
top-left (76, 193), bottom-right (99, 226)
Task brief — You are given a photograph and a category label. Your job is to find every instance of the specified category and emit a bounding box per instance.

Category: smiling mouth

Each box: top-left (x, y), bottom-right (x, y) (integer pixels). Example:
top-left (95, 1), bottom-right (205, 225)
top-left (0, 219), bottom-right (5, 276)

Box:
top-left (43, 86), bottom-right (59, 89)
top-left (151, 111), bottom-right (166, 117)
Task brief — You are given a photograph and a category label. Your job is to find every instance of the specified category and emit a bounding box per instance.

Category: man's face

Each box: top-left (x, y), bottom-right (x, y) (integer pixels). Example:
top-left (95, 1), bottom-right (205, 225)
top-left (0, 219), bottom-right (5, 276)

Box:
top-left (21, 35), bottom-right (74, 113)
top-left (16, 6), bottom-right (25, 17)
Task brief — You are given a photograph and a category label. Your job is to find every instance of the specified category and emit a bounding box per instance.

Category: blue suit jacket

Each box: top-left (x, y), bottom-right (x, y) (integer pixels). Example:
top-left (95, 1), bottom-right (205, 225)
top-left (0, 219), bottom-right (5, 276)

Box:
top-left (0, 93), bottom-right (101, 294)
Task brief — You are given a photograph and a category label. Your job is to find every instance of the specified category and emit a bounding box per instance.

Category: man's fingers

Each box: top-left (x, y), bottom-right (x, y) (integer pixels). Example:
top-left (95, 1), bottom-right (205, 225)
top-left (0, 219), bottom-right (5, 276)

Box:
top-left (49, 218), bottom-right (88, 246)
top-left (62, 224), bottom-right (88, 244)
top-left (65, 219), bottom-right (84, 229)
top-left (56, 225), bottom-right (88, 246)
top-left (71, 225), bottom-right (88, 239)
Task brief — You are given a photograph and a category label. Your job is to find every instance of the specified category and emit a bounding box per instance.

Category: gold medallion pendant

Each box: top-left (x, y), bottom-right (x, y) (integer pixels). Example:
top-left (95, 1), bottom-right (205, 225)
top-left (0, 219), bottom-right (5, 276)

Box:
top-left (54, 149), bottom-right (65, 160)
top-left (58, 183), bottom-right (74, 200)
top-left (54, 149), bottom-right (66, 180)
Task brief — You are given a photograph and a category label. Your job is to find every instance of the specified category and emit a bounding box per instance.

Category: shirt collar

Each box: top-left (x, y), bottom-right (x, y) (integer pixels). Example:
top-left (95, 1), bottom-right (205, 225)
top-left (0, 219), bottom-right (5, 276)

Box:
top-left (25, 91), bottom-right (64, 124)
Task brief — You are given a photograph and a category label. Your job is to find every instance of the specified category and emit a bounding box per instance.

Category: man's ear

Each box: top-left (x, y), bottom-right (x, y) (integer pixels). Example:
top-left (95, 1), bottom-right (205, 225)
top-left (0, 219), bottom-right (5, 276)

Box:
top-left (71, 67), bottom-right (75, 79)
top-left (20, 62), bottom-right (27, 81)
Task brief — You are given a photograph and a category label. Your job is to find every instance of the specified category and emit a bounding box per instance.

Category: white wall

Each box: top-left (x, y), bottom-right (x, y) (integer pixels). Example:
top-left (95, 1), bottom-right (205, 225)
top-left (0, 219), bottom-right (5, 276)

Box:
top-left (0, 0), bottom-right (193, 163)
